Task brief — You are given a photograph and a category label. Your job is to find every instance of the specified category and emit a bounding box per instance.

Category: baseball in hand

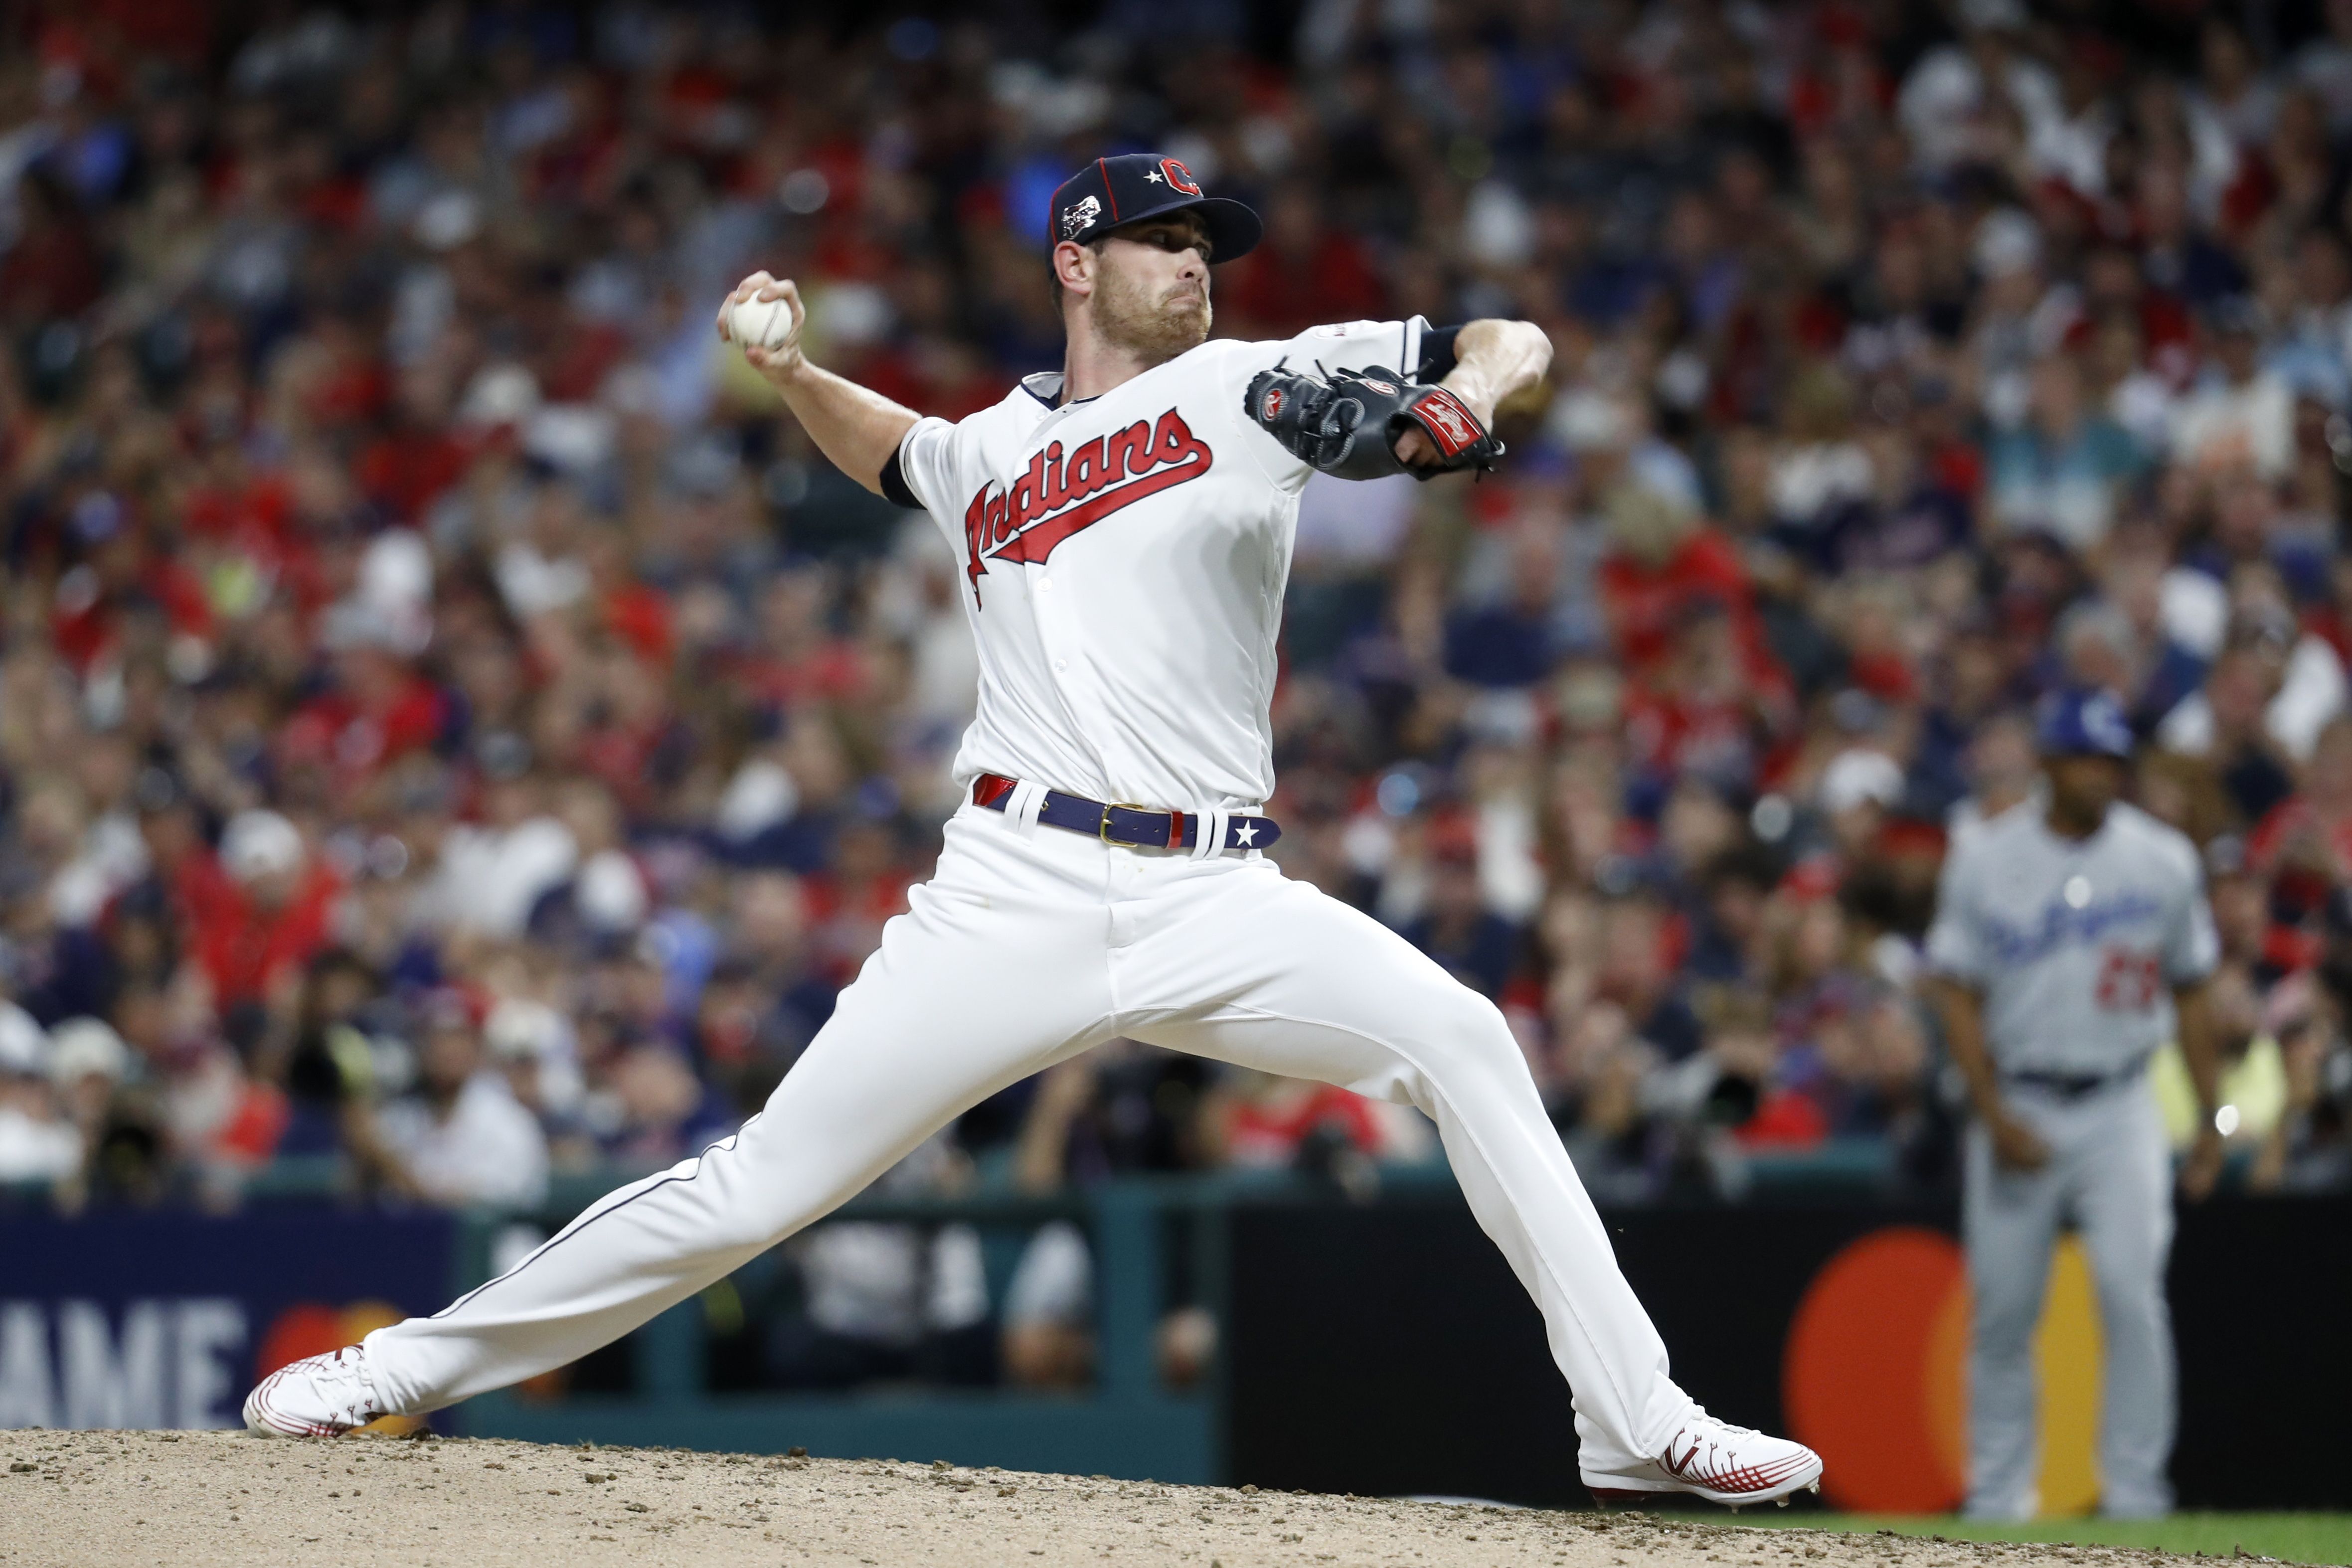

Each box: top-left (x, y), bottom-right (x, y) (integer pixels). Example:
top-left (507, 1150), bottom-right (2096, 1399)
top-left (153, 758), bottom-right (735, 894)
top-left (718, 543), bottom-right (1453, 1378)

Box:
top-left (730, 292), bottom-right (801, 351)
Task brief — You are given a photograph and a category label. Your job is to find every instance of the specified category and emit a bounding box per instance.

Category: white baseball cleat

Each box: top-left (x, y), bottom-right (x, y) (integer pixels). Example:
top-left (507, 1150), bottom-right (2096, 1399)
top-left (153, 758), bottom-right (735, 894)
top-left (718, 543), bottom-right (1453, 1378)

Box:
top-left (243, 1344), bottom-right (388, 1438)
top-left (1583, 1409), bottom-right (1824, 1510)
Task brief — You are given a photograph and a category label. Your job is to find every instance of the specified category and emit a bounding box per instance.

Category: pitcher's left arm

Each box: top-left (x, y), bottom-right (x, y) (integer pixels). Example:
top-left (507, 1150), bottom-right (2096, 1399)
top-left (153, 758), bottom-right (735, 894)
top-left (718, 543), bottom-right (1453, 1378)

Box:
top-left (1242, 317), bottom-right (1549, 481)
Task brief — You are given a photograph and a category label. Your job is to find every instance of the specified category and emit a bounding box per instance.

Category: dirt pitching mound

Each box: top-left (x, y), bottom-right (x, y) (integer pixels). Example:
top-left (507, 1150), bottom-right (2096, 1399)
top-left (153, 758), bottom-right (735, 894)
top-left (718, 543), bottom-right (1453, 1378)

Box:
top-left (0, 1428), bottom-right (2184, 1568)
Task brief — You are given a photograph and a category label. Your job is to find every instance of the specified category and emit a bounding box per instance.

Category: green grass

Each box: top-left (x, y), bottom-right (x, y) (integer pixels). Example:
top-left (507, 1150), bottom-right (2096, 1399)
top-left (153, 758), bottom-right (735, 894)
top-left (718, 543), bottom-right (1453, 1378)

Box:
top-left (1732, 1513), bottom-right (2352, 1565)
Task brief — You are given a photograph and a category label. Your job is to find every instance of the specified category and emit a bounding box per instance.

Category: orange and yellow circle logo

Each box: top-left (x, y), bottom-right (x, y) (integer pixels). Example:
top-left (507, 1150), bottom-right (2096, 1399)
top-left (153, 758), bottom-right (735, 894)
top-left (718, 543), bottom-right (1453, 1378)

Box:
top-left (1782, 1227), bottom-right (2104, 1515)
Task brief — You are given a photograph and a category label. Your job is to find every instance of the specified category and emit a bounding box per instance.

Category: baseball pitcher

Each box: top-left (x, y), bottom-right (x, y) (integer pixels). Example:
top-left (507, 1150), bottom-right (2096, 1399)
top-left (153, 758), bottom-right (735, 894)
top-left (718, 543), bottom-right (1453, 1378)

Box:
top-left (246, 154), bottom-right (1821, 1507)
top-left (1926, 689), bottom-right (2223, 1520)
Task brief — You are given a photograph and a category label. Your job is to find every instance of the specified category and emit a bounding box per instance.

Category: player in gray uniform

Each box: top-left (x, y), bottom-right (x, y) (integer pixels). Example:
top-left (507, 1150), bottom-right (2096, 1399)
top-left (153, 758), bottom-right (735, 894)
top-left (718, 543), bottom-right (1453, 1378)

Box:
top-left (1924, 688), bottom-right (2223, 1521)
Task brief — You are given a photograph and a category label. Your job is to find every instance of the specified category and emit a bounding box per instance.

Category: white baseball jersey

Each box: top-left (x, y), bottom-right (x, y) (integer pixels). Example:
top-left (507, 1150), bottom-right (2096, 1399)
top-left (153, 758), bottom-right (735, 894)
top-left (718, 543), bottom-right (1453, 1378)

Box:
top-left (1925, 800), bottom-right (2219, 1075)
top-left (890, 317), bottom-right (1439, 812)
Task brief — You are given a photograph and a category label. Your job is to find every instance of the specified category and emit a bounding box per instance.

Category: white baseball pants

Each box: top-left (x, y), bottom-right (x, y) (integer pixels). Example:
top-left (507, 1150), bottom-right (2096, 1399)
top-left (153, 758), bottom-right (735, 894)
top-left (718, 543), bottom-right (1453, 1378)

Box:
top-left (1963, 1075), bottom-right (2175, 1520)
top-left (364, 801), bottom-right (1697, 1473)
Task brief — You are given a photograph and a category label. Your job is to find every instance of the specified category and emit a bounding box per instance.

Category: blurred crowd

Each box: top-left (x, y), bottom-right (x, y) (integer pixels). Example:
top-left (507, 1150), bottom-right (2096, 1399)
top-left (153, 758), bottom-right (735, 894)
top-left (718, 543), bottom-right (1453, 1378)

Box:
top-left (5, 0), bottom-right (2352, 1310)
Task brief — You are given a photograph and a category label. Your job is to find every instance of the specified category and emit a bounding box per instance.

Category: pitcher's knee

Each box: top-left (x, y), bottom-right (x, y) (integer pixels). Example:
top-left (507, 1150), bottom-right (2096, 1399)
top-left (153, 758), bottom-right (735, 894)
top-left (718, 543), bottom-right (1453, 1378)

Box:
top-left (1404, 986), bottom-right (1527, 1083)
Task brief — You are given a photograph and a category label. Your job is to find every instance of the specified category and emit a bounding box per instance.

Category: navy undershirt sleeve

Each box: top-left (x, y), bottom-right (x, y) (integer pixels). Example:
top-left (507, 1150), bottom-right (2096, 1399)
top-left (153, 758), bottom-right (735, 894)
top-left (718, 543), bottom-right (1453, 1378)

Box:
top-left (878, 440), bottom-right (920, 509)
top-left (1417, 325), bottom-right (1463, 383)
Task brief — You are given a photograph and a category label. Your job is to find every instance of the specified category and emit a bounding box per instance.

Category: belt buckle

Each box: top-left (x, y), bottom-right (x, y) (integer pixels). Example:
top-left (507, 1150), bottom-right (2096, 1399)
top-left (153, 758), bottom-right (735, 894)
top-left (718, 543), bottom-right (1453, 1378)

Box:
top-left (1099, 801), bottom-right (1156, 847)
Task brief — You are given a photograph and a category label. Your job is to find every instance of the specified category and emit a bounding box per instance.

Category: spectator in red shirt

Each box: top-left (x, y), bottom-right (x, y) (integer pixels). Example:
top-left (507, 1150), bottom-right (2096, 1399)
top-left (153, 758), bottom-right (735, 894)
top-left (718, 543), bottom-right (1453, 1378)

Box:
top-left (284, 632), bottom-right (449, 795)
top-left (193, 810), bottom-right (342, 1030)
top-left (49, 507), bottom-right (214, 675)
top-left (355, 365), bottom-right (476, 524)
top-left (1596, 484), bottom-right (1781, 688)
top-left (2249, 715), bottom-right (2352, 915)
top-left (803, 809), bottom-right (914, 987)
top-left (1621, 598), bottom-right (1795, 798)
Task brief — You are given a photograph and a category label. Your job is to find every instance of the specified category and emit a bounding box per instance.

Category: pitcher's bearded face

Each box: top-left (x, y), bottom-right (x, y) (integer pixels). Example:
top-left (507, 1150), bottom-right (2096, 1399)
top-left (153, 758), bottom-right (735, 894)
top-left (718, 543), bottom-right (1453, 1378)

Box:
top-left (1089, 218), bottom-right (1213, 363)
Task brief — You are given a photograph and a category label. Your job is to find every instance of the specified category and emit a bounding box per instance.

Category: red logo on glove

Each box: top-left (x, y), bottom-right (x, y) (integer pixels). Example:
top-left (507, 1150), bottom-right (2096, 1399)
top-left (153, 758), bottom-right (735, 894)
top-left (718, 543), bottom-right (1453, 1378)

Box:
top-left (1412, 388), bottom-right (1479, 456)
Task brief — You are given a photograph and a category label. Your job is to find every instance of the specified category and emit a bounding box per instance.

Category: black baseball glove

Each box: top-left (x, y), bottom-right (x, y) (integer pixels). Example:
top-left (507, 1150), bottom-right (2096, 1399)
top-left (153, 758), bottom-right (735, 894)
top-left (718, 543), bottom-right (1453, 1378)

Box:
top-left (1243, 361), bottom-right (1506, 481)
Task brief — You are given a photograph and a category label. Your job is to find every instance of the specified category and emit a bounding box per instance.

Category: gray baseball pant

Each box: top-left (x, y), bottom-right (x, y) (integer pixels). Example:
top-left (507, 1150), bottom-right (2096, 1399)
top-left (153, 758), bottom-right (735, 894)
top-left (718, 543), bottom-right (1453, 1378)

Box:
top-left (1963, 1074), bottom-right (2175, 1521)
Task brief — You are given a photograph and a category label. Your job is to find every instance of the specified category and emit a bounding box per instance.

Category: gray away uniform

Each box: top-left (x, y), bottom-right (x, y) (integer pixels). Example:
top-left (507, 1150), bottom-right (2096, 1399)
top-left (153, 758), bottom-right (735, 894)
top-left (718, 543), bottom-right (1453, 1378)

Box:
top-left (1925, 801), bottom-right (2218, 1521)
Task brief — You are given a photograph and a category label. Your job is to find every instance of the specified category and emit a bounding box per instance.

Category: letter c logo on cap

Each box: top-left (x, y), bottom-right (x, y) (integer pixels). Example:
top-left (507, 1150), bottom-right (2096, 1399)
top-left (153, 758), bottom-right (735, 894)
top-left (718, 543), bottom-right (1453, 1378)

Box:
top-left (1161, 159), bottom-right (1202, 196)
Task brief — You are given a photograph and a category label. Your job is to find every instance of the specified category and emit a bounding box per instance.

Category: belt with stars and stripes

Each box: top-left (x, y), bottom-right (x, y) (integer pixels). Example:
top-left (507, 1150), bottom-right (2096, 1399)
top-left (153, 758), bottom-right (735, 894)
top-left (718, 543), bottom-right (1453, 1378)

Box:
top-left (972, 773), bottom-right (1281, 853)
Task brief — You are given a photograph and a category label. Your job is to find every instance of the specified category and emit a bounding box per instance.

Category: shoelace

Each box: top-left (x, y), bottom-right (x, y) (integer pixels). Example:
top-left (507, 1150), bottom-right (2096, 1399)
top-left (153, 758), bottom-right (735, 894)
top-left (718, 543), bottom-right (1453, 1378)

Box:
top-left (322, 1349), bottom-right (381, 1422)
top-left (1683, 1407), bottom-right (1764, 1444)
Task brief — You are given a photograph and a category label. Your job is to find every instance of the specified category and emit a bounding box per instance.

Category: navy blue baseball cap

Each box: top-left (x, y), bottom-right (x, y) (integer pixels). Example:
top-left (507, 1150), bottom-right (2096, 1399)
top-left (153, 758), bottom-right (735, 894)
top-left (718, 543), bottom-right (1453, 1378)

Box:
top-left (1049, 154), bottom-right (1262, 263)
top-left (2034, 688), bottom-right (2135, 760)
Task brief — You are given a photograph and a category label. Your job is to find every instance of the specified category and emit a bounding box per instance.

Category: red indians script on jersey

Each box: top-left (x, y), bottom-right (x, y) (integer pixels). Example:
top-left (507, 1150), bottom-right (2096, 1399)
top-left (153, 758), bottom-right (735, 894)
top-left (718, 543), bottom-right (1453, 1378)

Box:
top-left (960, 408), bottom-right (1211, 603)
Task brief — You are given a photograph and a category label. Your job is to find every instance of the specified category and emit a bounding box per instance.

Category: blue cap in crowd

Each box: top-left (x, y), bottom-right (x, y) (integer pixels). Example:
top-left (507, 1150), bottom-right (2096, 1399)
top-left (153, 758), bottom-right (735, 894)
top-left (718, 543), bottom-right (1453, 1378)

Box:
top-left (1048, 154), bottom-right (1262, 262)
top-left (2034, 688), bottom-right (2136, 760)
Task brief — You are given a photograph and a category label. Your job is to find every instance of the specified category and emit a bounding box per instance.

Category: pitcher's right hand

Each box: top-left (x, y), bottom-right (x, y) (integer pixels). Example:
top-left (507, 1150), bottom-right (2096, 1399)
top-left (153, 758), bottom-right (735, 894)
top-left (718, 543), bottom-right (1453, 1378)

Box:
top-left (717, 272), bottom-right (807, 381)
